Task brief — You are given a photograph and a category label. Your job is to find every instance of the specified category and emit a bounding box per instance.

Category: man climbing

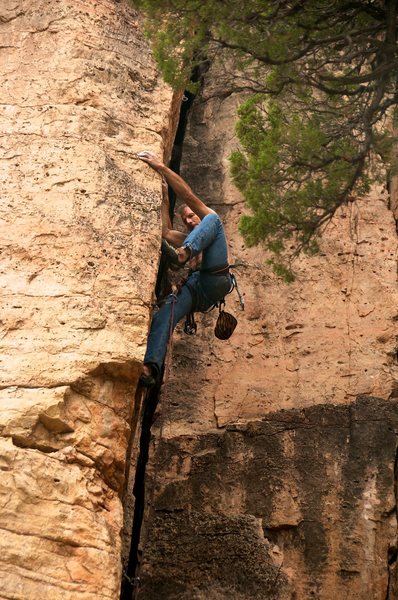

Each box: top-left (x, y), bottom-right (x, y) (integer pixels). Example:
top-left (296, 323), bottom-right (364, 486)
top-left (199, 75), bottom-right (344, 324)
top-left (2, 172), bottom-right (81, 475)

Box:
top-left (137, 151), bottom-right (232, 387)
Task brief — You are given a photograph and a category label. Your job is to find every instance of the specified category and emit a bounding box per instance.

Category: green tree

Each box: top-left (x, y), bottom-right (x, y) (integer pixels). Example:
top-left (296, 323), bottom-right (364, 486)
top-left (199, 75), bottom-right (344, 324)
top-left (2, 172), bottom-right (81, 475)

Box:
top-left (133, 0), bottom-right (398, 278)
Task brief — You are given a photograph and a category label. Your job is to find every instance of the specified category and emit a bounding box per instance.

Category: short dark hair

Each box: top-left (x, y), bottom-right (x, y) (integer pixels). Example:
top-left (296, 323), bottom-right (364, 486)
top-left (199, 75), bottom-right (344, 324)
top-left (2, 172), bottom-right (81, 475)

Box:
top-left (178, 203), bottom-right (188, 218)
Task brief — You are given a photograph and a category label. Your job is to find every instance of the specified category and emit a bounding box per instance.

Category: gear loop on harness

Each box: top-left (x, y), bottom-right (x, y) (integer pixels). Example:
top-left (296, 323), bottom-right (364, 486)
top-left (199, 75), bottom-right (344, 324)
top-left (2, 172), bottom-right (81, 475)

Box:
top-left (230, 272), bottom-right (245, 310)
top-left (183, 311), bottom-right (197, 335)
top-left (182, 268), bottom-right (244, 337)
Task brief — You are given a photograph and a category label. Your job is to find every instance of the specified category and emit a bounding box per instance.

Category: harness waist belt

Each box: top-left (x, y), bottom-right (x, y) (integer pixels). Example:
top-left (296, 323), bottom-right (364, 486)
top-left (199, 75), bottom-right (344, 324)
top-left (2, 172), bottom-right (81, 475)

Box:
top-left (200, 264), bottom-right (230, 275)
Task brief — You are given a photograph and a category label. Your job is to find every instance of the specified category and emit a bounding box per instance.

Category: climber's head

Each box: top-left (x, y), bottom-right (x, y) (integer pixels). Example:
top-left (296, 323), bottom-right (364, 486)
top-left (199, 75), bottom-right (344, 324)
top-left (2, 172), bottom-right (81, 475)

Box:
top-left (179, 204), bottom-right (201, 231)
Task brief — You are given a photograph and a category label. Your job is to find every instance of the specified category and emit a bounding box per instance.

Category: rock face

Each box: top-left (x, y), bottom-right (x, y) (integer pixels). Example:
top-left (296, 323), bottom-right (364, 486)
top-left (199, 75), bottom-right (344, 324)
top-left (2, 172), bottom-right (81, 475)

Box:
top-left (136, 59), bottom-right (398, 598)
top-left (140, 398), bottom-right (398, 600)
top-left (0, 1), bottom-right (176, 598)
top-left (2, 4), bottom-right (398, 598)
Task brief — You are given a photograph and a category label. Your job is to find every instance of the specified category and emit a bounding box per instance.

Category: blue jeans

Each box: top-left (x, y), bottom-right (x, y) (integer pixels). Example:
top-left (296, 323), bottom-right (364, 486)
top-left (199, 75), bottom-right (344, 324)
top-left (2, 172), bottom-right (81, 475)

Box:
top-left (144, 213), bottom-right (231, 373)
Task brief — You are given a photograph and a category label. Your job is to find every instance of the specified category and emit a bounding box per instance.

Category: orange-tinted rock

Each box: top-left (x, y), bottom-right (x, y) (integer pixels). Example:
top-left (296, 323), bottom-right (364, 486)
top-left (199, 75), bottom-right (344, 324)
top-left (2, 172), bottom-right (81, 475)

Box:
top-left (140, 397), bottom-right (398, 599)
top-left (169, 69), bottom-right (398, 432)
top-left (0, 1), bottom-right (176, 598)
top-left (137, 56), bottom-right (398, 599)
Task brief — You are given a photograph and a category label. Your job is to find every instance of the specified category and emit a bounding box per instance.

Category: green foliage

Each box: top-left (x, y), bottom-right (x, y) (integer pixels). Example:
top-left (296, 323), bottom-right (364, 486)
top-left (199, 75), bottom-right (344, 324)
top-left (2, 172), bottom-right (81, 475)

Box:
top-left (231, 92), bottom-right (374, 272)
top-left (133, 0), bottom-right (397, 279)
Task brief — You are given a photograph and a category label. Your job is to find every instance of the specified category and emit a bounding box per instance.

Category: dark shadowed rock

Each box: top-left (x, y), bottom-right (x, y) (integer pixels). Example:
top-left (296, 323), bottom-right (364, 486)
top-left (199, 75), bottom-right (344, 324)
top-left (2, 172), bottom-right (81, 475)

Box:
top-left (138, 397), bottom-right (398, 599)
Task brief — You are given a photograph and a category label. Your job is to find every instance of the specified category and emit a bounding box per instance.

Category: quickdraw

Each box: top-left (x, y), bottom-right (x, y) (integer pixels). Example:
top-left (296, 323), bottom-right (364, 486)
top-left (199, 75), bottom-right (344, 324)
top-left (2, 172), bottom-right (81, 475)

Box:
top-left (230, 272), bottom-right (245, 311)
top-left (183, 311), bottom-right (197, 335)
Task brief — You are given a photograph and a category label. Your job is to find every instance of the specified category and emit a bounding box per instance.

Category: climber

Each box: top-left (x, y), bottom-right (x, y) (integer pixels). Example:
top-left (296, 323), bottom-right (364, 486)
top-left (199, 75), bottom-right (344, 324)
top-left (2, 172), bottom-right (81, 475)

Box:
top-left (137, 150), bottom-right (232, 387)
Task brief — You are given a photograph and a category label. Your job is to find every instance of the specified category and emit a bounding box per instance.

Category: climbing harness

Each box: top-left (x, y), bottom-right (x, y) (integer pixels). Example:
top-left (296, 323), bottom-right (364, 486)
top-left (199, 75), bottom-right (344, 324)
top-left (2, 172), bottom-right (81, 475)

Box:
top-left (182, 267), bottom-right (244, 339)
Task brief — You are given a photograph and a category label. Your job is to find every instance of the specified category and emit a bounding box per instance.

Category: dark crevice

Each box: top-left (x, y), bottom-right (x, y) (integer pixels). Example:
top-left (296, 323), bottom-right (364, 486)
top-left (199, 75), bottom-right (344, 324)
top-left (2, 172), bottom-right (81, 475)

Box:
top-left (154, 84), bottom-right (195, 301)
top-left (169, 68), bottom-right (209, 164)
top-left (120, 69), bottom-right (203, 600)
top-left (170, 61), bottom-right (210, 178)
top-left (386, 172), bottom-right (398, 235)
top-left (385, 444), bottom-right (398, 599)
top-left (388, 545), bottom-right (398, 566)
top-left (120, 385), bottom-right (160, 600)
top-left (155, 63), bottom-right (207, 301)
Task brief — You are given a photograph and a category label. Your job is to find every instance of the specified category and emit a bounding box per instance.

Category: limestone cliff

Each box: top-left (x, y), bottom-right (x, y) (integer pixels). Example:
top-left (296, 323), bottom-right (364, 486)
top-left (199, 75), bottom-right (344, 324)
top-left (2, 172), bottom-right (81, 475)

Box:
top-left (135, 59), bottom-right (398, 599)
top-left (0, 1), bottom-right (177, 598)
top-left (2, 3), bottom-right (398, 600)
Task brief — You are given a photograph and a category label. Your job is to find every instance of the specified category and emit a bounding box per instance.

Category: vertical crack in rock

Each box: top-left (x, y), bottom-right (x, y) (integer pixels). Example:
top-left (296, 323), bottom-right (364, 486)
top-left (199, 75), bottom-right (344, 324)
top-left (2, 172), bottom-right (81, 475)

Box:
top-left (387, 160), bottom-right (398, 233)
top-left (121, 75), bottom-right (200, 598)
top-left (120, 386), bottom-right (159, 600)
top-left (386, 444), bottom-right (398, 599)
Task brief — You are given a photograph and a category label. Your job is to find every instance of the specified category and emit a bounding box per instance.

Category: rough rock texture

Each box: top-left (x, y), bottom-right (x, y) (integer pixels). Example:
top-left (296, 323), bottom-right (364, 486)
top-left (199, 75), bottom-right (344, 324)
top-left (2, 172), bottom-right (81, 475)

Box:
top-left (139, 397), bottom-right (398, 600)
top-left (137, 58), bottom-right (398, 598)
top-left (0, 1), bottom-right (176, 598)
top-left (165, 80), bottom-right (398, 435)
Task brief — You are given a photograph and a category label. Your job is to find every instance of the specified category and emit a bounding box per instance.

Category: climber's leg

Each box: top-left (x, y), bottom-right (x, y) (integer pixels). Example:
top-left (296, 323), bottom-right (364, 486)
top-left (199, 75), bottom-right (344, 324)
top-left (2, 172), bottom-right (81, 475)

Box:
top-left (182, 213), bottom-right (228, 270)
top-left (142, 284), bottom-right (194, 380)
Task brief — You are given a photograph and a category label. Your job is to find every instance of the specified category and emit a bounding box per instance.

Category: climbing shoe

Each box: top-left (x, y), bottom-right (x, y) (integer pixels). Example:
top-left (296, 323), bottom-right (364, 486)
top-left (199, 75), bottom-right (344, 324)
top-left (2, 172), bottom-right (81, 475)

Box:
top-left (161, 239), bottom-right (181, 267)
top-left (139, 364), bottom-right (160, 388)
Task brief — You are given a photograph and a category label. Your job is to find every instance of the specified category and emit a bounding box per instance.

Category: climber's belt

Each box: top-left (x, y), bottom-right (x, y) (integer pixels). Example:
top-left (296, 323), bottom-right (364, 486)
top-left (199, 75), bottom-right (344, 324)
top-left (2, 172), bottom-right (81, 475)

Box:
top-left (200, 264), bottom-right (230, 275)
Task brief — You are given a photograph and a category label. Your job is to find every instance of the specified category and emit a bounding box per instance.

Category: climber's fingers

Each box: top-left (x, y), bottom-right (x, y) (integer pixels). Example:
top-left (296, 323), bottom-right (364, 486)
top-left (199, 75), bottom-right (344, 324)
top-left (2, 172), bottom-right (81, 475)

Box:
top-left (137, 150), bottom-right (162, 169)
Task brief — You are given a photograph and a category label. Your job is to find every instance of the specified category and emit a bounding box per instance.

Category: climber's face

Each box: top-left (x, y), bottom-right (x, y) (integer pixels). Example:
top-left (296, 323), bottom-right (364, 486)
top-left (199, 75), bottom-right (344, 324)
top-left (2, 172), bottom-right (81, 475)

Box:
top-left (180, 206), bottom-right (201, 231)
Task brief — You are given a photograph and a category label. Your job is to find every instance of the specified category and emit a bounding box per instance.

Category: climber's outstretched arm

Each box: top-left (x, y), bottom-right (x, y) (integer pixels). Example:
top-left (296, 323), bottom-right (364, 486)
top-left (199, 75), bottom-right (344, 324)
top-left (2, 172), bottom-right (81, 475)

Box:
top-left (138, 151), bottom-right (215, 221)
top-left (160, 179), bottom-right (185, 247)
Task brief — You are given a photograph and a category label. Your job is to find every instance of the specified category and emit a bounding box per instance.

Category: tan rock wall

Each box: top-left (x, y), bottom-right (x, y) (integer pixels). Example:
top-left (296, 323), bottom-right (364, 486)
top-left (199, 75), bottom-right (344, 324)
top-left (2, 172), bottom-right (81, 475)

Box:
top-left (137, 58), bottom-right (398, 598)
top-left (140, 398), bottom-right (398, 600)
top-left (0, 1), bottom-right (175, 598)
top-left (166, 75), bottom-right (398, 436)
